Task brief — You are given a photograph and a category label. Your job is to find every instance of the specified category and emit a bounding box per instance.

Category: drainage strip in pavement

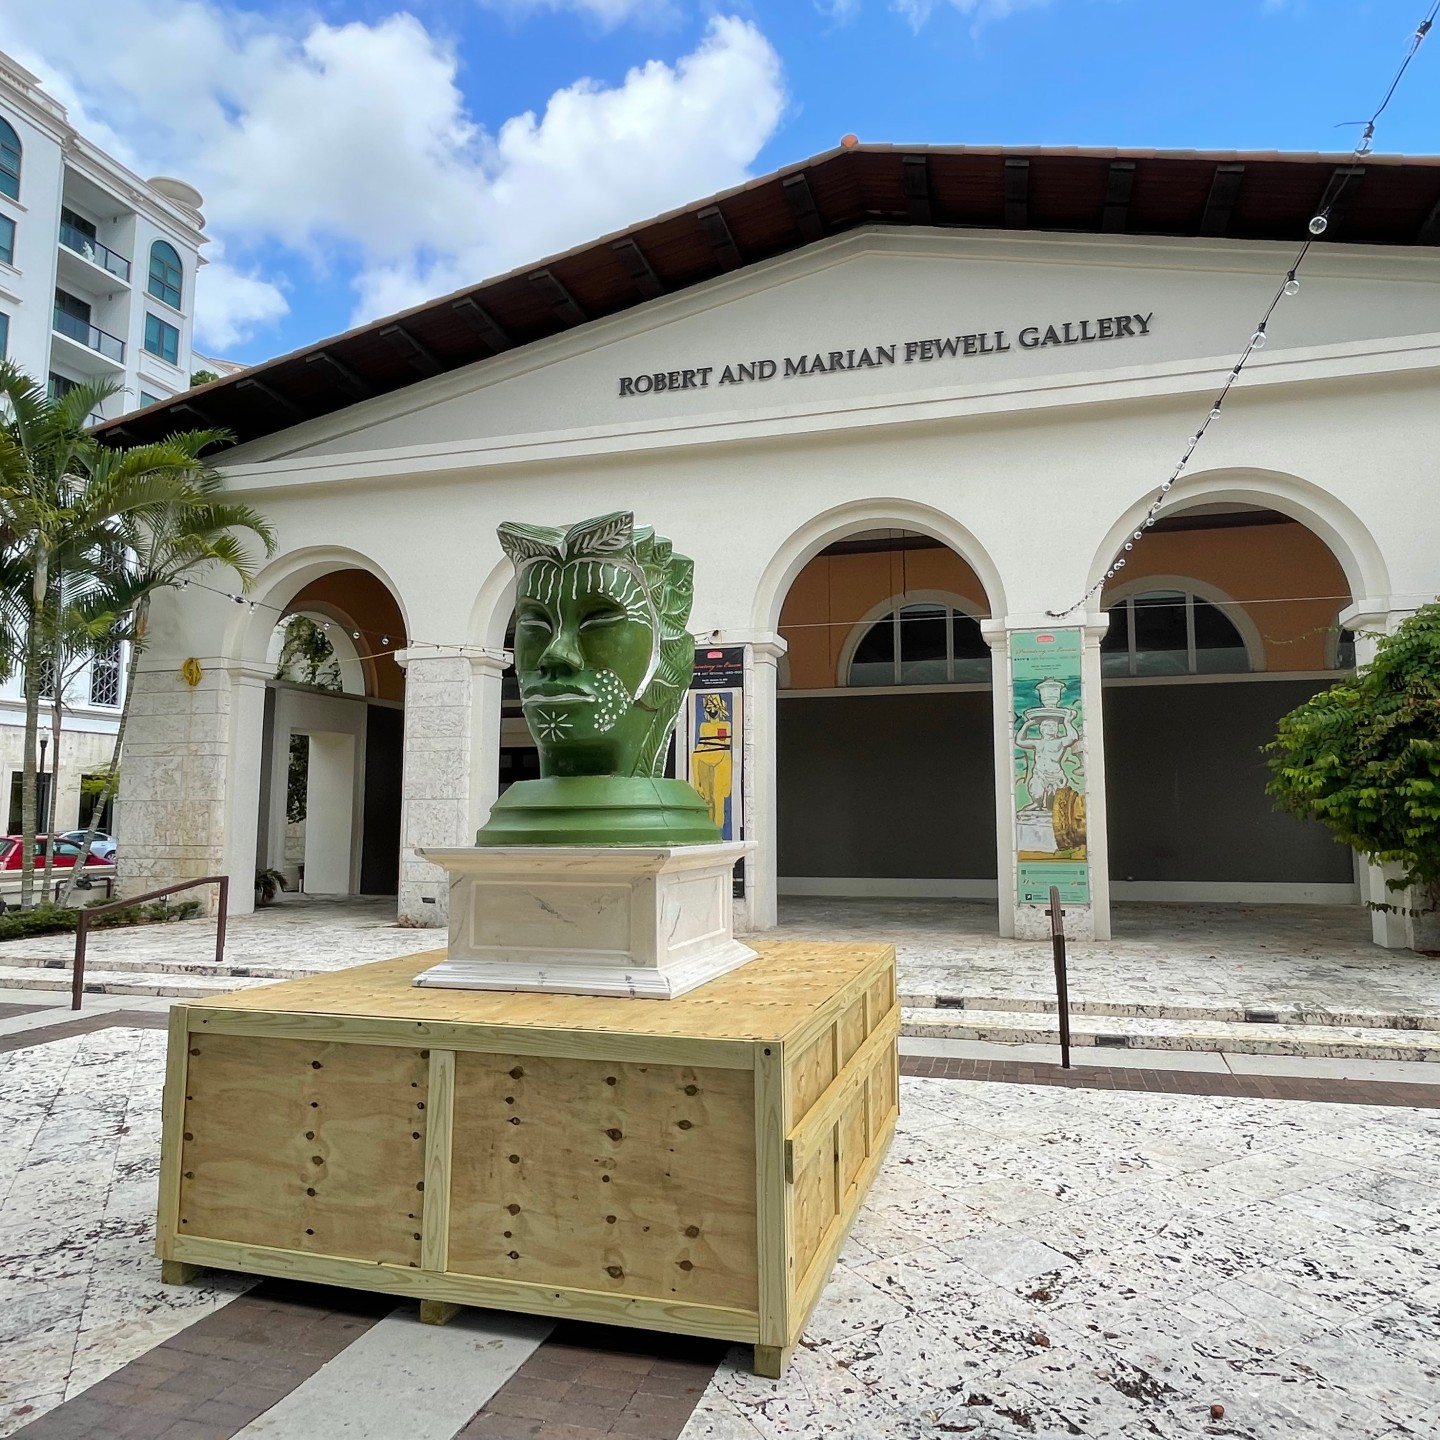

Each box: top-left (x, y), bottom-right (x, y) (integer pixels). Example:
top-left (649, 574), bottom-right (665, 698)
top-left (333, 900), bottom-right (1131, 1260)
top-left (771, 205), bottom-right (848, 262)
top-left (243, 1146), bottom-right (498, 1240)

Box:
top-left (900, 1052), bottom-right (1440, 1107)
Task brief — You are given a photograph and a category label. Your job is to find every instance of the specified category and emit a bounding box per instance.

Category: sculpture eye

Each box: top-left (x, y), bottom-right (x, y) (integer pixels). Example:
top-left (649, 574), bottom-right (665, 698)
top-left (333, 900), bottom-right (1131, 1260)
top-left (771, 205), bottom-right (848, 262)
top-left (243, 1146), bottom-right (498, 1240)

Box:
top-left (518, 608), bottom-right (553, 635)
top-left (580, 607), bottom-right (627, 630)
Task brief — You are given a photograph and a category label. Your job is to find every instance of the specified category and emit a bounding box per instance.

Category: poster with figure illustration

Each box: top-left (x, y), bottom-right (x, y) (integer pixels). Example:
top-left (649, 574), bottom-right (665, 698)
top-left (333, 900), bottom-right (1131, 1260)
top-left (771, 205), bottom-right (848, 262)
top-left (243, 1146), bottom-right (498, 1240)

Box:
top-left (1012, 628), bottom-right (1090, 905)
top-left (680, 646), bottom-right (746, 897)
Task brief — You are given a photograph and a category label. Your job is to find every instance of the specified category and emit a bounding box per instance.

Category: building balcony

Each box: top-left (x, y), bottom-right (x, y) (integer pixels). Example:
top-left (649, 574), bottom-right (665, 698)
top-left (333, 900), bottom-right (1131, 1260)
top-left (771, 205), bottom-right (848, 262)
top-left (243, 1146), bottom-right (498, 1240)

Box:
top-left (57, 222), bottom-right (131, 284)
top-left (51, 307), bottom-right (126, 369)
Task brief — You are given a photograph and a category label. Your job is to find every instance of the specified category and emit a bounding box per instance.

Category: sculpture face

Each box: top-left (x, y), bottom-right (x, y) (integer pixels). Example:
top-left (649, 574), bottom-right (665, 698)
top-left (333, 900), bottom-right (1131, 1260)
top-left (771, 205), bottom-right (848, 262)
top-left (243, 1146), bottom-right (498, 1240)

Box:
top-left (501, 513), bottom-right (694, 779)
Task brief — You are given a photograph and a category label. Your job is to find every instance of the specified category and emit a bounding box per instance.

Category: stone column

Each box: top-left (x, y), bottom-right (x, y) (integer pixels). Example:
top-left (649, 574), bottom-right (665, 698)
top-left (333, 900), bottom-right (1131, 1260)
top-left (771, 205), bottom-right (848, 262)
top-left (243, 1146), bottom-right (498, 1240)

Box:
top-left (117, 658), bottom-right (238, 912)
top-left (743, 636), bottom-right (787, 933)
top-left (1079, 619), bottom-right (1112, 942)
top-left (395, 649), bottom-right (507, 928)
top-left (982, 621), bottom-right (1017, 938)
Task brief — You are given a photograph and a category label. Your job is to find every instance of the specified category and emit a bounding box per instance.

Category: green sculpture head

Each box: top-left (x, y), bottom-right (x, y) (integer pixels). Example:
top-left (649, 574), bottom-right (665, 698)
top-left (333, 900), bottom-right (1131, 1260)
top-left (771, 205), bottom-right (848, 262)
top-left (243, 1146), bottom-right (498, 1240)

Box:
top-left (500, 512), bottom-right (695, 779)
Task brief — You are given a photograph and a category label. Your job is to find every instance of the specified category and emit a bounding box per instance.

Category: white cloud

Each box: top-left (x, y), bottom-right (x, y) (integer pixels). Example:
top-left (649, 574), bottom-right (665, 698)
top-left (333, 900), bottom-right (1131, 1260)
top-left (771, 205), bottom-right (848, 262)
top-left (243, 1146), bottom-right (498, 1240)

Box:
top-left (194, 252), bottom-right (290, 352)
top-left (479, 0), bottom-right (676, 27)
top-left (0, 6), bottom-right (785, 338)
top-left (893, 0), bottom-right (1053, 28)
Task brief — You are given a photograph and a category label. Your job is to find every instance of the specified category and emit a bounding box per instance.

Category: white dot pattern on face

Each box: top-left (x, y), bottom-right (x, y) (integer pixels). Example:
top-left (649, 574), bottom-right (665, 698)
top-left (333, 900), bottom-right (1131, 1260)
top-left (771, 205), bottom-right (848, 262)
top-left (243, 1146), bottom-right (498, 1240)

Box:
top-left (593, 669), bottom-right (630, 734)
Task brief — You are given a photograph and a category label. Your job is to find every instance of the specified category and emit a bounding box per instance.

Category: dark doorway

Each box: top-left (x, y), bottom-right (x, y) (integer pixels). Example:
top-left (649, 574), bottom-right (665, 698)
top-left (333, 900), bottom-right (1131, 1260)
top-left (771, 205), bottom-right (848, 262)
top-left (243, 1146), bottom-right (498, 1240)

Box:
top-left (360, 704), bottom-right (403, 894)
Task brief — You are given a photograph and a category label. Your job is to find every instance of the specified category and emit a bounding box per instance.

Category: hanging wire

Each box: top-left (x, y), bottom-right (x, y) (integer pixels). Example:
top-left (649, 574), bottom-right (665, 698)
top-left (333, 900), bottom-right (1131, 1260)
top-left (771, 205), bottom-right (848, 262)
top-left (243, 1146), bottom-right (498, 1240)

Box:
top-left (1046, 2), bottom-right (1438, 619)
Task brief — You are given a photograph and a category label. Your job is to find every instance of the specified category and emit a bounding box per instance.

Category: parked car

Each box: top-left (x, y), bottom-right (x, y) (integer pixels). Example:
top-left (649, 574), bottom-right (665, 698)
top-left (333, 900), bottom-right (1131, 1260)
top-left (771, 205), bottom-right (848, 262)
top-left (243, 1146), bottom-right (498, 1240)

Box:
top-left (0, 836), bottom-right (116, 911)
top-left (59, 829), bottom-right (117, 862)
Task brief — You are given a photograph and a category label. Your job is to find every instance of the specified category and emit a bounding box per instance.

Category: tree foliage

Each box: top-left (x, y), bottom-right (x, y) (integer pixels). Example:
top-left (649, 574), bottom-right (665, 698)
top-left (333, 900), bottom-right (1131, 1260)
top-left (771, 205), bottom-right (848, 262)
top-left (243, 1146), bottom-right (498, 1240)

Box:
top-left (1267, 603), bottom-right (1440, 904)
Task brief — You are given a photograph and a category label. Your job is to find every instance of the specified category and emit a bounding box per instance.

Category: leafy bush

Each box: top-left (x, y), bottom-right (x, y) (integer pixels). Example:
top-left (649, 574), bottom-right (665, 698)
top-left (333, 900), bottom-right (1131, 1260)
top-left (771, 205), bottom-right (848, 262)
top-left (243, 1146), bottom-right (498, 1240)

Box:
top-left (1267, 602), bottom-right (1440, 908)
top-left (0, 899), bottom-right (202, 941)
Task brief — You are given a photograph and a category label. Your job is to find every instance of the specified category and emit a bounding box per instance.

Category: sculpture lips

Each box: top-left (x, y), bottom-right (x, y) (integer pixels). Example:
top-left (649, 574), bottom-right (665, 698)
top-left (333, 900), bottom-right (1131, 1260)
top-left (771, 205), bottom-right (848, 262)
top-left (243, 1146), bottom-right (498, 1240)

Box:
top-left (523, 689), bottom-right (594, 703)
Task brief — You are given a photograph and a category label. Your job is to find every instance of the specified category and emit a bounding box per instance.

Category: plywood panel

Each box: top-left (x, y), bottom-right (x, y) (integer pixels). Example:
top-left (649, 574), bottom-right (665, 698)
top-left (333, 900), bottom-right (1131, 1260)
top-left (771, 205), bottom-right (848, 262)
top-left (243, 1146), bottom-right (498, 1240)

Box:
top-left (788, 1029), bottom-right (835, 1121)
top-left (188, 941), bottom-right (895, 1048)
top-left (178, 1034), bottom-right (427, 1266)
top-left (448, 1052), bottom-right (758, 1312)
top-left (792, 1145), bottom-right (837, 1280)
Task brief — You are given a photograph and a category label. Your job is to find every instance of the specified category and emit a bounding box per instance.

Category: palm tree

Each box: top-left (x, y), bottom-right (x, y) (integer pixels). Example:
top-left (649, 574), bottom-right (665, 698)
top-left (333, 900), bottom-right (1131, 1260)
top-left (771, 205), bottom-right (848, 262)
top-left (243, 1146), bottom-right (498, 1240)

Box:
top-left (54, 446), bottom-right (276, 903)
top-left (0, 359), bottom-right (261, 909)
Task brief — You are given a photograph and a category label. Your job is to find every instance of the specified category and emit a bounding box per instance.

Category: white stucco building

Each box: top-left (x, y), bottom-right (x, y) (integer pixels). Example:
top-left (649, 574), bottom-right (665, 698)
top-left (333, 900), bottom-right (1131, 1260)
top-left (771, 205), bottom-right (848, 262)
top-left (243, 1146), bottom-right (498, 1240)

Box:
top-left (0, 48), bottom-right (207, 417)
top-left (99, 144), bottom-right (1440, 948)
top-left (0, 49), bottom-right (215, 838)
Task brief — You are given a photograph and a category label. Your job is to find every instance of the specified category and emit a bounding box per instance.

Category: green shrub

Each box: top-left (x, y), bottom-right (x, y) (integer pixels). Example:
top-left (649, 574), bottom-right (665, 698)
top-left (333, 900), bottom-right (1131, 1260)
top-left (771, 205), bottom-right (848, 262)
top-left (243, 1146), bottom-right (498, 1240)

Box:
top-left (0, 898), bottom-right (202, 941)
top-left (1267, 601), bottom-right (1440, 909)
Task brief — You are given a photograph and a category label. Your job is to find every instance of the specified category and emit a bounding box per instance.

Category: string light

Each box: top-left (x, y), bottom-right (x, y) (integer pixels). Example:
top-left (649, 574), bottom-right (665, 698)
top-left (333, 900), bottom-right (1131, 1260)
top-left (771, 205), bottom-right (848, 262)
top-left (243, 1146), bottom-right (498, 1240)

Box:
top-left (1047, 1), bottom-right (1437, 619)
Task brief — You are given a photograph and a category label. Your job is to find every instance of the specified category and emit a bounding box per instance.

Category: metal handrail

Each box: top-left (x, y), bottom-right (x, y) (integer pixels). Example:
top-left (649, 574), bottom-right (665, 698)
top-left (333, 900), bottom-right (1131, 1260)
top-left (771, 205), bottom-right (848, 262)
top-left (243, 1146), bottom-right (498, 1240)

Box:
top-left (1047, 885), bottom-right (1072, 1069)
top-left (58, 221), bottom-right (132, 281)
top-left (73, 875), bottom-right (228, 1011)
top-left (52, 306), bottom-right (126, 362)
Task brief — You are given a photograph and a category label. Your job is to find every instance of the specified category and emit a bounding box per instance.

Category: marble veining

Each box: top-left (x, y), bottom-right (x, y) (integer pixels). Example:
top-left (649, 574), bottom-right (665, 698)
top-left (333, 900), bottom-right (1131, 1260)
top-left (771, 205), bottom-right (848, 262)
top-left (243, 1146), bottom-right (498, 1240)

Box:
top-left (683, 1075), bottom-right (1440, 1440)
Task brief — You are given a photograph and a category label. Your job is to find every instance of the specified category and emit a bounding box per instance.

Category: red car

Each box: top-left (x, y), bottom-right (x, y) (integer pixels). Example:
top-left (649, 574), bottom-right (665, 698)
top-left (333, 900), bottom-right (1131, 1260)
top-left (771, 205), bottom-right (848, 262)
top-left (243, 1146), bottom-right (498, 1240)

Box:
top-left (0, 835), bottom-right (116, 909)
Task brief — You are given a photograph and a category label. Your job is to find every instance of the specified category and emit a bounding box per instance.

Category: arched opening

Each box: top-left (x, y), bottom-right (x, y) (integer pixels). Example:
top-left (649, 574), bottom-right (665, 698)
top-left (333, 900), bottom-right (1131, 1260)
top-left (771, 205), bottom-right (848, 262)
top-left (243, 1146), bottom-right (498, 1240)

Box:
top-left (1098, 500), bottom-right (1360, 909)
top-left (251, 566), bottom-right (408, 900)
top-left (775, 527), bottom-right (998, 905)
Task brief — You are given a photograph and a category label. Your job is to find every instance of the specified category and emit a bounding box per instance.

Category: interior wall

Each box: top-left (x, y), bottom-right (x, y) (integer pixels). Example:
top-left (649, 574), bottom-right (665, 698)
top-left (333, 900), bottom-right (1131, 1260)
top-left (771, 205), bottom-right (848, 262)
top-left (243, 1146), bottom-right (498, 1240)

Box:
top-left (777, 692), bottom-right (996, 883)
top-left (304, 733), bottom-right (357, 894)
top-left (1104, 679), bottom-right (1353, 885)
top-left (1100, 519), bottom-right (1351, 672)
top-left (779, 545), bottom-right (989, 690)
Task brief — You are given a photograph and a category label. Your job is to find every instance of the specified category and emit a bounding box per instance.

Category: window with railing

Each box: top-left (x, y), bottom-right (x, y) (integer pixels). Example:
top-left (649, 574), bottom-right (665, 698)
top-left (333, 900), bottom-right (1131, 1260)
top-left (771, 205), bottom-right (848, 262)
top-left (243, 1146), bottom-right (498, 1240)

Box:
top-left (0, 213), bottom-right (13, 267)
top-left (48, 372), bottom-right (79, 400)
top-left (58, 220), bottom-right (131, 283)
top-left (148, 241), bottom-right (182, 308)
top-left (53, 289), bottom-right (125, 362)
top-left (144, 311), bottom-right (179, 365)
top-left (90, 641), bottom-right (122, 707)
top-left (0, 118), bottom-right (19, 201)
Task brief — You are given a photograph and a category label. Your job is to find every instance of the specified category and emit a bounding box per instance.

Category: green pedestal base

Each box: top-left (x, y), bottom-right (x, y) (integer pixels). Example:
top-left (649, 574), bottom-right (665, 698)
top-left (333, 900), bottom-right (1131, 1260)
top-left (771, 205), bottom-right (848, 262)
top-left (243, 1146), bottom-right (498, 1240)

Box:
top-left (476, 776), bottom-right (724, 847)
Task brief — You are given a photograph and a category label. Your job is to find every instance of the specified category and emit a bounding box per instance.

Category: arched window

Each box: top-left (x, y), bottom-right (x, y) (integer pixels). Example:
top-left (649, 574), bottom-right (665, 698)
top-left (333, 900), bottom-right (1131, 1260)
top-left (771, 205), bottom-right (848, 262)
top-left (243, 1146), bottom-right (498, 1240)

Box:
top-left (847, 601), bottom-right (991, 686)
top-left (148, 241), bottom-right (183, 308)
top-left (0, 118), bottom-right (20, 201)
top-left (1101, 588), bottom-right (1252, 676)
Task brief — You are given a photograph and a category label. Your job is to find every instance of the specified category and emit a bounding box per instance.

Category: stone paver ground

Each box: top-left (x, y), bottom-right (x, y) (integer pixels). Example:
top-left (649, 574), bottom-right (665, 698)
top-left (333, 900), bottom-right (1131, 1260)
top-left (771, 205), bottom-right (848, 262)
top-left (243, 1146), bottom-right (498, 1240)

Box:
top-left (5, 895), bottom-right (1438, 1022)
top-left (3, 1020), bottom-right (1438, 1439)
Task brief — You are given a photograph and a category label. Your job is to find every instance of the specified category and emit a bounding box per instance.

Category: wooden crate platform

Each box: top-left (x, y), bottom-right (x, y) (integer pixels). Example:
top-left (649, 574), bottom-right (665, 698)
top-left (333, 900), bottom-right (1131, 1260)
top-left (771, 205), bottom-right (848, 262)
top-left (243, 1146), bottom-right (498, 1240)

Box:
top-left (157, 940), bottom-right (899, 1377)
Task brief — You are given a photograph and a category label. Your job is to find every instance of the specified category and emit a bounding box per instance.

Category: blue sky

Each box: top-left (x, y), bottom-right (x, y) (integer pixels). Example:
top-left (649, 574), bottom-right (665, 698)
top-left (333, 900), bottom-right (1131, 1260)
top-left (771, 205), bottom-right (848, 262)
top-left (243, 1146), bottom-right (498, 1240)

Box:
top-left (3, 0), bottom-right (1434, 364)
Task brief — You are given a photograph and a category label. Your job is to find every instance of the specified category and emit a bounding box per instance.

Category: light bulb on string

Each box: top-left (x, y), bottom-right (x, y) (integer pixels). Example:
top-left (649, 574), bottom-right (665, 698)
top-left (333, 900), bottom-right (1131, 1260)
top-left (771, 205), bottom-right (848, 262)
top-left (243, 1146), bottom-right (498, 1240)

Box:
top-left (1251, 328), bottom-right (1268, 350)
top-left (352, 631), bottom-right (360, 640)
top-left (1308, 213), bottom-right (1329, 236)
top-left (382, 636), bottom-right (390, 647)
top-left (1283, 273), bottom-right (1301, 297)
top-left (1210, 408), bottom-right (1222, 420)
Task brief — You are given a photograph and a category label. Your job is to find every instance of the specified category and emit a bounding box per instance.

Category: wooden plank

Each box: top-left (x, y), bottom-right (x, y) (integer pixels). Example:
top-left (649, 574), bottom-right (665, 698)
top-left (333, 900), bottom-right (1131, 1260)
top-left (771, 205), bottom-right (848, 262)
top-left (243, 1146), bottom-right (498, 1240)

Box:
top-left (789, 1106), bottom-right (898, 1344)
top-left (188, 1010), bottom-right (751, 1072)
top-left (420, 1300), bottom-right (462, 1326)
top-left (422, 1050), bottom-right (456, 1274)
top-left (160, 1260), bottom-right (200, 1285)
top-left (447, 1052), bottom-right (759, 1313)
top-left (782, 947), bottom-right (895, 1058)
top-left (786, 1010), bottom-right (900, 1177)
top-left (154, 1006), bottom-right (191, 1261)
top-left (754, 1344), bottom-right (793, 1379)
top-left (185, 942), bottom-right (892, 1048)
top-left (753, 1041), bottom-right (791, 1352)
top-left (165, 1235), bottom-right (760, 1342)
top-left (177, 1034), bottom-right (427, 1267)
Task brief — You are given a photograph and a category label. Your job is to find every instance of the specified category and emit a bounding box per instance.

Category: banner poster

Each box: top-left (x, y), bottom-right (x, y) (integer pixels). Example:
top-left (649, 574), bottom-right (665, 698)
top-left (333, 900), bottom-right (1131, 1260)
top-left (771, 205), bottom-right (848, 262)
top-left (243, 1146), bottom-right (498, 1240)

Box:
top-left (1011, 628), bottom-right (1090, 906)
top-left (681, 646), bottom-right (745, 844)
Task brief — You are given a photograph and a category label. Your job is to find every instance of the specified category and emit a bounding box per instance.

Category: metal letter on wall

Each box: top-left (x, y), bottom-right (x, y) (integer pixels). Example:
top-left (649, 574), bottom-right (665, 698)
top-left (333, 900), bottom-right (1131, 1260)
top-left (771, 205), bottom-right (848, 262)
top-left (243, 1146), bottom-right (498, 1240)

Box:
top-left (680, 645), bottom-right (746, 895)
top-left (1011, 628), bottom-right (1090, 906)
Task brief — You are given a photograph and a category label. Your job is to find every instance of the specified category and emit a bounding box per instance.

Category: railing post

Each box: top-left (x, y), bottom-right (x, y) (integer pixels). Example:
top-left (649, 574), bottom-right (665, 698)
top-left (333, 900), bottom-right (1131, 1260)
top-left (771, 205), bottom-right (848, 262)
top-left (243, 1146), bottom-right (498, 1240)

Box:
top-left (72, 909), bottom-right (89, 1012)
top-left (1049, 885), bottom-right (1072, 1070)
top-left (215, 875), bottom-right (229, 968)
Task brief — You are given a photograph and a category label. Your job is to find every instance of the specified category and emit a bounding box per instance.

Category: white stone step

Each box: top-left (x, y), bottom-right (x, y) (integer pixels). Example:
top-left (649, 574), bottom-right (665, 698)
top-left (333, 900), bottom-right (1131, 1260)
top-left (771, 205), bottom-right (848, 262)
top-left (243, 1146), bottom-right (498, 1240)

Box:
top-left (902, 1006), bottom-right (1440, 1062)
top-left (0, 952), bottom-right (310, 981)
top-left (0, 965), bottom-right (276, 999)
top-left (898, 990), bottom-right (1440, 1034)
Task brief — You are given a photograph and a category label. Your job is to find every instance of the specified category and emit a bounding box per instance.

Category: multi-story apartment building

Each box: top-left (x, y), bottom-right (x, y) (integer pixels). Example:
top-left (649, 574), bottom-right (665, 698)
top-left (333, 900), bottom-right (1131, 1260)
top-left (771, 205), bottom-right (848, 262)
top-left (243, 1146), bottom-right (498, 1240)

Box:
top-left (0, 48), bottom-right (210, 840)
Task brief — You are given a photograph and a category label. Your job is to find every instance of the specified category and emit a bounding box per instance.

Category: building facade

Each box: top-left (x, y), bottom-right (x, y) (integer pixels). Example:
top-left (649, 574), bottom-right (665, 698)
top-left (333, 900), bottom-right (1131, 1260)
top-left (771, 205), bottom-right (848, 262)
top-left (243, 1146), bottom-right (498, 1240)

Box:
top-left (100, 146), bottom-right (1440, 948)
top-left (0, 49), bottom-right (214, 840)
top-left (0, 49), bottom-right (207, 419)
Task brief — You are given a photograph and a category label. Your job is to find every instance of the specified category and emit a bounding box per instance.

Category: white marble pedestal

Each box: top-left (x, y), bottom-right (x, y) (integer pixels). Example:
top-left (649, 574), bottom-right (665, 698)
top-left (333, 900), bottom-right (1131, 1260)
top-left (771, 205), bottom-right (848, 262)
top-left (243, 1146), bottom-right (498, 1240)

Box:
top-left (412, 842), bottom-right (756, 998)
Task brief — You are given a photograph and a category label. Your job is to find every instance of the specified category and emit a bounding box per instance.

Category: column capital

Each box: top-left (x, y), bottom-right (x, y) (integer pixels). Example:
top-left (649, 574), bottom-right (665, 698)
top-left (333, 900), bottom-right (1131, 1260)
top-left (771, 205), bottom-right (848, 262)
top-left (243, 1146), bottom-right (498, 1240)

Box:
top-left (1337, 597), bottom-right (1418, 635)
top-left (981, 615), bottom-right (1110, 648)
top-left (393, 646), bottom-right (511, 678)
